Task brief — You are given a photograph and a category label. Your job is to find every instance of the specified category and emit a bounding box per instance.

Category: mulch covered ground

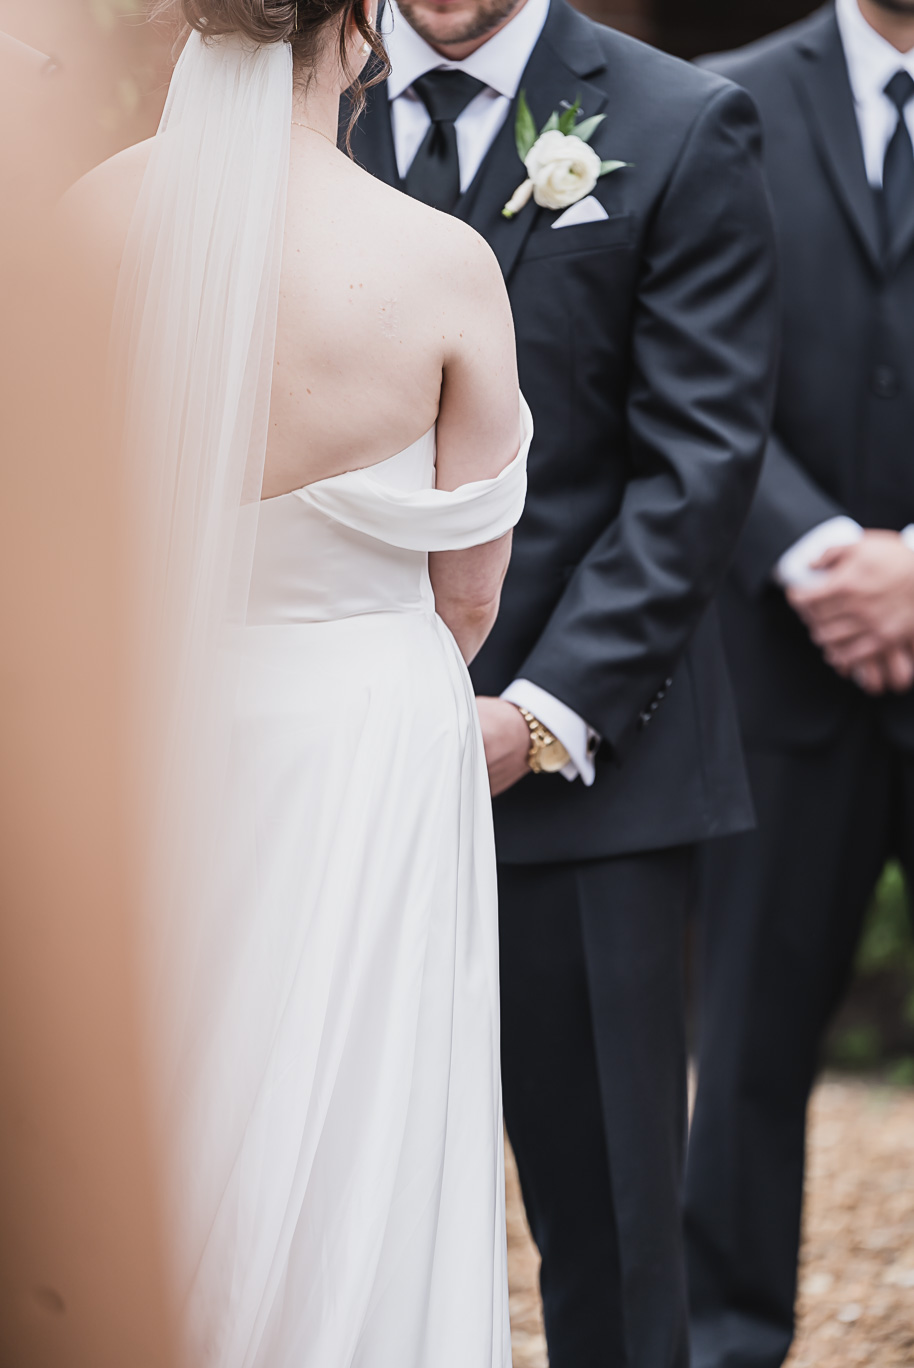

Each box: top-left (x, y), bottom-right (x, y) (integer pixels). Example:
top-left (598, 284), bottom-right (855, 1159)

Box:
top-left (506, 1076), bottom-right (914, 1368)
top-left (505, 1140), bottom-right (548, 1368)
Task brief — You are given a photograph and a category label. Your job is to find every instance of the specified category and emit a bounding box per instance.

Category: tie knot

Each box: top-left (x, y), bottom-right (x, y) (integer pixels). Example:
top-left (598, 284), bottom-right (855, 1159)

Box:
top-left (885, 69), bottom-right (914, 116)
top-left (412, 69), bottom-right (486, 125)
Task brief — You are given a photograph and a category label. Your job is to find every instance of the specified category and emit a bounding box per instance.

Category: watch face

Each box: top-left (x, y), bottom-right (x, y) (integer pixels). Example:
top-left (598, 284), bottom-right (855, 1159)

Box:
top-left (537, 743), bottom-right (570, 774)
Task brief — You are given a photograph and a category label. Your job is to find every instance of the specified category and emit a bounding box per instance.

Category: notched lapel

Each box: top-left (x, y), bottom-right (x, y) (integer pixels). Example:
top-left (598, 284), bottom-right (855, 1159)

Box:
top-left (791, 12), bottom-right (882, 273)
top-left (456, 0), bottom-right (610, 281)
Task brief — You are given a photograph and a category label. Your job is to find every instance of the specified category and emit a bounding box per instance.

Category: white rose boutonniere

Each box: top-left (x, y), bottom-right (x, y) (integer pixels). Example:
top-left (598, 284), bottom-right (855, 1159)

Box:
top-left (502, 92), bottom-right (630, 219)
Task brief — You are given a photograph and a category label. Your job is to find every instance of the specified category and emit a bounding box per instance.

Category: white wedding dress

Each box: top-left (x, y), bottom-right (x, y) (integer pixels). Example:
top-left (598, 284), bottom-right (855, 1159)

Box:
top-left (172, 413), bottom-right (531, 1368)
top-left (113, 30), bottom-right (530, 1367)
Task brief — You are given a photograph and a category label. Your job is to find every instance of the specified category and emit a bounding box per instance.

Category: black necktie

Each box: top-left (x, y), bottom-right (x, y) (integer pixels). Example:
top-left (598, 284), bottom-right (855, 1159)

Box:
top-left (882, 69), bottom-right (914, 251)
top-left (405, 70), bottom-right (486, 213)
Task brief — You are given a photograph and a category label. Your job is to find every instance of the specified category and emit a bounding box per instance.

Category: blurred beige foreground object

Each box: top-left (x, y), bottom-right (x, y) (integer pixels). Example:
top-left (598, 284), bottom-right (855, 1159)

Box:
top-left (0, 10), bottom-right (178, 1368)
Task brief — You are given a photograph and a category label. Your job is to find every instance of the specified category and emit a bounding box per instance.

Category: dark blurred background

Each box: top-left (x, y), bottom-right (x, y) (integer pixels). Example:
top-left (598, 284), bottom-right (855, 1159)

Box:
top-left (584, 0), bottom-right (821, 57)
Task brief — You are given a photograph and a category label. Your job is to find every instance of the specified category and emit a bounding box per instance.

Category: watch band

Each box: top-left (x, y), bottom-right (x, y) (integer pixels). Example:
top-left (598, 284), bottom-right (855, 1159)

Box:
top-left (516, 707), bottom-right (572, 775)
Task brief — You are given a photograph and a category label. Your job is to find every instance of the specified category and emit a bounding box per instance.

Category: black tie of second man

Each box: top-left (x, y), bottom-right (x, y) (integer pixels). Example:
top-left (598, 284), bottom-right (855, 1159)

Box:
top-left (882, 69), bottom-right (914, 252)
top-left (405, 70), bottom-right (486, 213)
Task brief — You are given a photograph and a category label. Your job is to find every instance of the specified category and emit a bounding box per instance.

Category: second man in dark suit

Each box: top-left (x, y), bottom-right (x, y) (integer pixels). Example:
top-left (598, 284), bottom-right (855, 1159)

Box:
top-left (687, 2), bottom-right (914, 1365)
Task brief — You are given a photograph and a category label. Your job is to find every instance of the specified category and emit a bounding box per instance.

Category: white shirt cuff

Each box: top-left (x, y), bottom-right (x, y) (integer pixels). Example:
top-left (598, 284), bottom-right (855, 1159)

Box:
top-left (501, 679), bottom-right (599, 786)
top-left (901, 526), bottom-right (914, 555)
top-left (773, 516), bottom-right (864, 589)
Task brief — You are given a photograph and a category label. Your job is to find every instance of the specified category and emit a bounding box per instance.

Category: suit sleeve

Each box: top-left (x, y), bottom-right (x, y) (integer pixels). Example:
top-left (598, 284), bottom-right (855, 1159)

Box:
top-left (729, 431), bottom-right (849, 595)
top-left (516, 83), bottom-right (779, 752)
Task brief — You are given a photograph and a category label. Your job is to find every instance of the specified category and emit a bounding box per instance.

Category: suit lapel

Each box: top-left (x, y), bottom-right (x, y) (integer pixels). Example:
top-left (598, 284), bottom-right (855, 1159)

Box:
top-left (791, 10), bottom-right (883, 273)
top-left (456, 0), bottom-right (610, 280)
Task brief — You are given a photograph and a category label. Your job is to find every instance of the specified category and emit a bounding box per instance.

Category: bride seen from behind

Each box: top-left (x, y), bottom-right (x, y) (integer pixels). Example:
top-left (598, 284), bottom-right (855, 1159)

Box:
top-left (57, 1), bottom-right (531, 1364)
top-left (63, 0), bottom-right (524, 660)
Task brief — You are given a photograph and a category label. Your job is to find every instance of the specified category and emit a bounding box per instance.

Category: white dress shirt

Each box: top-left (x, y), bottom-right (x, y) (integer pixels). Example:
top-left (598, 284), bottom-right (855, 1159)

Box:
top-left (386, 0), bottom-right (599, 784)
top-left (385, 0), bottom-right (550, 189)
top-left (776, 0), bottom-right (914, 589)
top-left (835, 0), bottom-right (914, 187)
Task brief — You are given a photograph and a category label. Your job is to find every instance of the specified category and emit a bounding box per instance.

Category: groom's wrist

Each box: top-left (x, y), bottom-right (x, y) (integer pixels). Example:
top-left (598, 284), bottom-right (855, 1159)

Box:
top-left (501, 679), bottom-right (598, 786)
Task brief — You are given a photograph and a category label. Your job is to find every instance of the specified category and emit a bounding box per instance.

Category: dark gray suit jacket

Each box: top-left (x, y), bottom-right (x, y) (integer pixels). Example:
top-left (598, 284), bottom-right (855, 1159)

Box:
top-left (704, 4), bottom-right (914, 753)
top-left (353, 0), bottom-right (778, 861)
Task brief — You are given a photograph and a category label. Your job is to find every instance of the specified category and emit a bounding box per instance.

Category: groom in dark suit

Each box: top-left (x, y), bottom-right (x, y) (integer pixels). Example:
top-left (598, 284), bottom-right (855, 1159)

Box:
top-left (352, 1), bottom-right (777, 1362)
top-left (686, 2), bottom-right (914, 1365)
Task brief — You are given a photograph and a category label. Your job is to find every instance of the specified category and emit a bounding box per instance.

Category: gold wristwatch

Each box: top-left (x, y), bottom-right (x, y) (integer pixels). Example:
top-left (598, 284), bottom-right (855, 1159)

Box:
top-left (515, 707), bottom-right (572, 775)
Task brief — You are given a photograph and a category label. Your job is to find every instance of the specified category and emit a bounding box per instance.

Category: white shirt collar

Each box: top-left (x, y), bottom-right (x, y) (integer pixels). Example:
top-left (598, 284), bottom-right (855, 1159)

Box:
top-left (385, 0), bottom-right (550, 101)
top-left (836, 0), bottom-right (914, 110)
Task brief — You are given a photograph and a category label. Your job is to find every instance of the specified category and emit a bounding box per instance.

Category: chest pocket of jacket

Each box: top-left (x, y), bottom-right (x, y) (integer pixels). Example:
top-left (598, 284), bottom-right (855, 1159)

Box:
top-left (519, 212), bottom-right (634, 264)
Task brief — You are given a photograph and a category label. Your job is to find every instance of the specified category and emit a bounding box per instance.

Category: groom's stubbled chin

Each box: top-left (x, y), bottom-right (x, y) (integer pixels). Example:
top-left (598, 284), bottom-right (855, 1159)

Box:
top-left (396, 0), bottom-right (527, 53)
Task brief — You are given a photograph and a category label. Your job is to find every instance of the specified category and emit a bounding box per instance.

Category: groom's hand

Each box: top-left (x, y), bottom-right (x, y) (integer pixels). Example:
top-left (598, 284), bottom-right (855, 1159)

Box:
top-left (476, 697), bottom-right (530, 797)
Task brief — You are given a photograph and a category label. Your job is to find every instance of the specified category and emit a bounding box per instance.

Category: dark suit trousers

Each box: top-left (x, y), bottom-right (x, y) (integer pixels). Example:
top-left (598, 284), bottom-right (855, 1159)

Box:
top-left (498, 849), bottom-right (693, 1368)
top-left (685, 712), bottom-right (914, 1368)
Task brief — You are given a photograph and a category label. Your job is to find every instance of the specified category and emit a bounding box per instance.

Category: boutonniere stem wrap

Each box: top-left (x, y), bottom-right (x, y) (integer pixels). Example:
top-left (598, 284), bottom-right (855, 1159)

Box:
top-left (502, 92), bottom-right (630, 219)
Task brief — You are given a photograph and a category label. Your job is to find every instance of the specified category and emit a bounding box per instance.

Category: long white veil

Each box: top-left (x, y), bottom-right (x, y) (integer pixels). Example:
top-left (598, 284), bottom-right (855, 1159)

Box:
top-left (111, 26), bottom-right (292, 1341)
top-left (114, 27), bottom-right (291, 733)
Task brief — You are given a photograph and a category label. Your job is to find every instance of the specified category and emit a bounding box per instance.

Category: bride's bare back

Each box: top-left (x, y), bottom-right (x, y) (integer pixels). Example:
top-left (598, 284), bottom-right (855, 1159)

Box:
top-left (60, 119), bottom-right (520, 496)
top-left (57, 35), bottom-right (523, 663)
top-left (269, 127), bottom-right (519, 498)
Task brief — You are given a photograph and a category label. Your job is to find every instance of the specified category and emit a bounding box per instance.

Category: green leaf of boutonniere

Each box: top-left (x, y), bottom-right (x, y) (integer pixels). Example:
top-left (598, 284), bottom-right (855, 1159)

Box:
top-left (557, 97), bottom-right (582, 135)
top-left (514, 90), bottom-right (538, 162)
top-left (600, 160), bottom-right (630, 175)
top-left (542, 111), bottom-right (561, 134)
top-left (573, 113), bottom-right (606, 145)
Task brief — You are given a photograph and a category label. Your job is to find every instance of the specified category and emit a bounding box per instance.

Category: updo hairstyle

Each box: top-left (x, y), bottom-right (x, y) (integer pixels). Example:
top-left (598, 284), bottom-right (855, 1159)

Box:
top-left (154, 0), bottom-right (389, 138)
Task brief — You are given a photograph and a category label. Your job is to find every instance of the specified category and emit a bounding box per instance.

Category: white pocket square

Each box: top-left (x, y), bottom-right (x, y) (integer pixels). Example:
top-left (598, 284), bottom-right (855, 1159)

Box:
top-left (551, 196), bottom-right (610, 229)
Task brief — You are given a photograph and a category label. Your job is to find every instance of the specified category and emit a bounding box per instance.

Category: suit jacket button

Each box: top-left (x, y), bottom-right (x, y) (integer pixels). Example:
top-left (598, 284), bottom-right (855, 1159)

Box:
top-left (872, 364), bottom-right (900, 398)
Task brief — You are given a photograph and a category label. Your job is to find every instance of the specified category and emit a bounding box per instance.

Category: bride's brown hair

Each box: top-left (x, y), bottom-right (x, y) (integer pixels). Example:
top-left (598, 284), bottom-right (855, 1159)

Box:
top-left (153, 0), bottom-right (389, 141)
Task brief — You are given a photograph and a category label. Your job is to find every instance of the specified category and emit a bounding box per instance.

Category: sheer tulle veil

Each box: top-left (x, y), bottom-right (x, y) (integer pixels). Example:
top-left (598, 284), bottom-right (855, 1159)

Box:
top-left (110, 27), bottom-right (293, 1335)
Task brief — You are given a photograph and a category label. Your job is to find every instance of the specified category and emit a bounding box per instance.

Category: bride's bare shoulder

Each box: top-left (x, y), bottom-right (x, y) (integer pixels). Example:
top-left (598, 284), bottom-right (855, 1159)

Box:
top-left (349, 161), bottom-right (503, 295)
